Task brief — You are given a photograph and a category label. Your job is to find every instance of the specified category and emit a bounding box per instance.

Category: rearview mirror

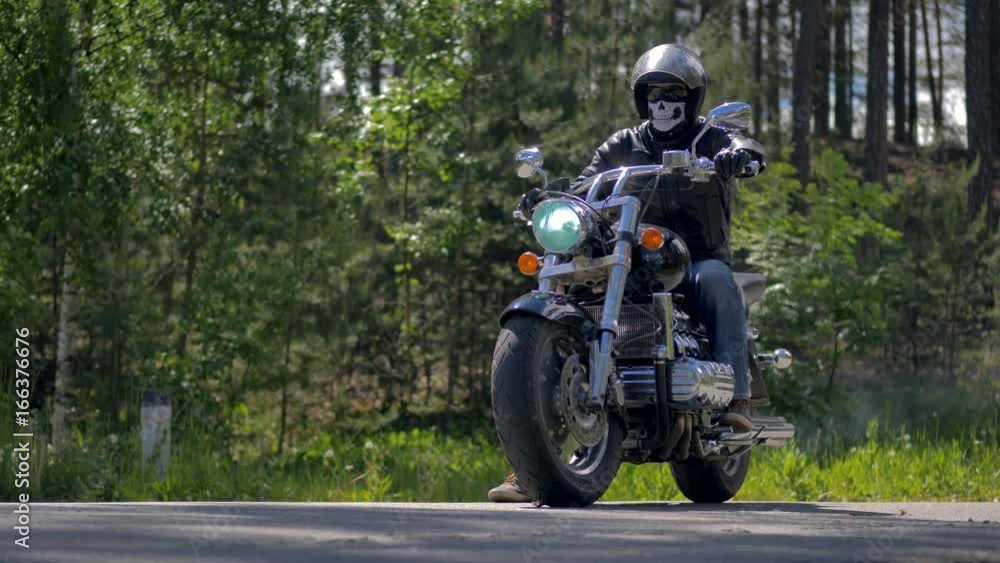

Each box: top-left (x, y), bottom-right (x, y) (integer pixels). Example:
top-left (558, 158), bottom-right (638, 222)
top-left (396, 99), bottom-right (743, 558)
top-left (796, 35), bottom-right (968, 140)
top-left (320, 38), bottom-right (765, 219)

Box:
top-left (514, 147), bottom-right (544, 178)
top-left (705, 102), bottom-right (752, 132)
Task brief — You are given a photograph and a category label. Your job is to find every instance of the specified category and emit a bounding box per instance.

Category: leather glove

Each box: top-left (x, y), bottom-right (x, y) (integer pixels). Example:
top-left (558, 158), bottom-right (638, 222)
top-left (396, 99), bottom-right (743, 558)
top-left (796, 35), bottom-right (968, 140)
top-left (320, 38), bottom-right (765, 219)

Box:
top-left (713, 149), bottom-right (752, 179)
top-left (515, 187), bottom-right (543, 221)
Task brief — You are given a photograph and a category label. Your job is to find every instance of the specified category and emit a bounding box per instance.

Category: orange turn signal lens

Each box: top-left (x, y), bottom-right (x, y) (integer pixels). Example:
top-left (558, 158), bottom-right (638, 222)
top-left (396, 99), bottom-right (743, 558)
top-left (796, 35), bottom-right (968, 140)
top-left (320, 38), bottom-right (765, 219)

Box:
top-left (517, 252), bottom-right (541, 275)
top-left (640, 227), bottom-right (665, 251)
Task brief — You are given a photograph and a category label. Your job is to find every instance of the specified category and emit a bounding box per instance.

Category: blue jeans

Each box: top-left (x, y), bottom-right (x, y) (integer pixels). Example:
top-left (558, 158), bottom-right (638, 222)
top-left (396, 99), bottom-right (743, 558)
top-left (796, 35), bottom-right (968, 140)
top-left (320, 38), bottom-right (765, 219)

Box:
top-left (674, 259), bottom-right (750, 400)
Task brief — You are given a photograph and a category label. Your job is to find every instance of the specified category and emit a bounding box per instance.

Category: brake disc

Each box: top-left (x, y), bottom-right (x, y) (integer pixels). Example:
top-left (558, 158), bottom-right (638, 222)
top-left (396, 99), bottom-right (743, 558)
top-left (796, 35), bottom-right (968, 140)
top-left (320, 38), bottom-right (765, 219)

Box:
top-left (556, 354), bottom-right (608, 448)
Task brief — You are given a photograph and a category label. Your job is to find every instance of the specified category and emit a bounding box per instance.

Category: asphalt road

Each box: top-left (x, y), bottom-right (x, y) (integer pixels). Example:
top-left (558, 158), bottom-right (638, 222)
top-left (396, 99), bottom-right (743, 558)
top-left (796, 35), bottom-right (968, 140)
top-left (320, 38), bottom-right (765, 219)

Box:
top-left (2, 501), bottom-right (999, 563)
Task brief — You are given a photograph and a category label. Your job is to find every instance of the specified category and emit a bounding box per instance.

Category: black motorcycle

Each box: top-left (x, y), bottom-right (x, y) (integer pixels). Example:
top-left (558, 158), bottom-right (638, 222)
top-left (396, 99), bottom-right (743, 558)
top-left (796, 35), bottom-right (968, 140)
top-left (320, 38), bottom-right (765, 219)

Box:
top-left (491, 102), bottom-right (794, 507)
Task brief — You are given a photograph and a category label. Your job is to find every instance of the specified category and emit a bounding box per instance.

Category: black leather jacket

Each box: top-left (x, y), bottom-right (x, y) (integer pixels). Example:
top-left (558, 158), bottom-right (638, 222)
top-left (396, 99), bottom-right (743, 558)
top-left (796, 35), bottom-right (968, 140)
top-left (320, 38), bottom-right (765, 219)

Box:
top-left (574, 119), bottom-right (766, 264)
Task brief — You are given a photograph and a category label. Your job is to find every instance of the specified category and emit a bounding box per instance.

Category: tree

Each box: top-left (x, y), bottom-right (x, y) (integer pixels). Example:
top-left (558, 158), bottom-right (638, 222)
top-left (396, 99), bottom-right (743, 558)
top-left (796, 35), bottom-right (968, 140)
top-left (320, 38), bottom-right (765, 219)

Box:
top-left (833, 0), bottom-right (853, 138)
top-left (765, 0), bottom-right (782, 147)
top-left (737, 0), bottom-right (749, 44)
top-left (864, 0), bottom-right (890, 184)
top-left (965, 0), bottom-right (994, 230)
top-left (813, 0), bottom-right (831, 136)
top-left (907, 0), bottom-right (917, 143)
top-left (752, 0), bottom-right (764, 138)
top-left (791, 0), bottom-right (818, 184)
top-left (933, 0), bottom-right (943, 119)
top-left (993, 0), bottom-right (1000, 151)
top-left (49, 0), bottom-right (96, 447)
top-left (919, 0), bottom-right (943, 140)
top-left (892, 0), bottom-right (907, 144)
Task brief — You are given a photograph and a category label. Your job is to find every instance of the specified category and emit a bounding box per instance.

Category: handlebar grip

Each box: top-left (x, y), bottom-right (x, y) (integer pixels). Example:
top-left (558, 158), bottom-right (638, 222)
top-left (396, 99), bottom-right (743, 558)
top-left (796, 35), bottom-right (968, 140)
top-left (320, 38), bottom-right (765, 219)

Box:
top-left (697, 158), bottom-right (760, 176)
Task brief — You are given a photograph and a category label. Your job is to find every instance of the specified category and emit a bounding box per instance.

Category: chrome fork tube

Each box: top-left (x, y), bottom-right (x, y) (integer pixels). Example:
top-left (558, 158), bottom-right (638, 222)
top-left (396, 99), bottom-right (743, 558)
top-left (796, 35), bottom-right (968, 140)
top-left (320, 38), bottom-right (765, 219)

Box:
top-left (586, 195), bottom-right (640, 407)
top-left (537, 254), bottom-right (561, 293)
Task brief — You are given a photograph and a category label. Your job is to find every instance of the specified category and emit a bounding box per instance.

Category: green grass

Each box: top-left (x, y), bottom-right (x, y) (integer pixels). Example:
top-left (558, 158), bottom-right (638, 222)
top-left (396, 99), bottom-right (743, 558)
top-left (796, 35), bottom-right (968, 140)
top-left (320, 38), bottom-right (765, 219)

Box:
top-left (2, 417), bottom-right (997, 502)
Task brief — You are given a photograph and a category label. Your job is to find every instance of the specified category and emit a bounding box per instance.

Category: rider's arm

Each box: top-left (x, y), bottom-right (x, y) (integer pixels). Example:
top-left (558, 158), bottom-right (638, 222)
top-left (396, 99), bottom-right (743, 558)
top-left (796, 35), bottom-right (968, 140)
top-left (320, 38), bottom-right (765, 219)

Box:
top-left (575, 130), bottom-right (630, 183)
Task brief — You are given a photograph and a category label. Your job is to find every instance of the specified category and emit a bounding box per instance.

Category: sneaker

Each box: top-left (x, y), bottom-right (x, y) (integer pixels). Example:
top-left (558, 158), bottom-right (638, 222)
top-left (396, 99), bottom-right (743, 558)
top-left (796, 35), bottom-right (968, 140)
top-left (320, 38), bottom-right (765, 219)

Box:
top-left (719, 398), bottom-right (752, 433)
top-left (487, 471), bottom-right (532, 503)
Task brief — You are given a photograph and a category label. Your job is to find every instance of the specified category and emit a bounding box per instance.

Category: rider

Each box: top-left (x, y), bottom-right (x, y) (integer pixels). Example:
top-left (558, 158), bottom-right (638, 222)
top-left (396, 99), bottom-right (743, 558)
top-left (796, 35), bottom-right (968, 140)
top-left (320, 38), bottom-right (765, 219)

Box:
top-left (489, 44), bottom-right (766, 502)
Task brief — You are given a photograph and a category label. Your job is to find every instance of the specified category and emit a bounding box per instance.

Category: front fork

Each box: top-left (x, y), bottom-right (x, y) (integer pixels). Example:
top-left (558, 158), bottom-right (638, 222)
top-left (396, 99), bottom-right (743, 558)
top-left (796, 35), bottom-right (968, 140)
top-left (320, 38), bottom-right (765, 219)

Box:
top-left (538, 196), bottom-right (642, 409)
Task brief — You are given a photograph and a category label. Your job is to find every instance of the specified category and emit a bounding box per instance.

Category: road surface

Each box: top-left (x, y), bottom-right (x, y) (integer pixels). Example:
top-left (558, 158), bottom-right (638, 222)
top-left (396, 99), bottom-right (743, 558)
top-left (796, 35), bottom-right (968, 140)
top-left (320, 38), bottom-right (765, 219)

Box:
top-left (2, 502), bottom-right (999, 562)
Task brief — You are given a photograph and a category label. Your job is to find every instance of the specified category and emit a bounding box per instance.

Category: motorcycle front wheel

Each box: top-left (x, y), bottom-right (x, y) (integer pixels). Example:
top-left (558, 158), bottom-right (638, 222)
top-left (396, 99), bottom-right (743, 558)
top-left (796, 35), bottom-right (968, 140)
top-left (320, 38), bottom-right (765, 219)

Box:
top-left (491, 315), bottom-right (623, 507)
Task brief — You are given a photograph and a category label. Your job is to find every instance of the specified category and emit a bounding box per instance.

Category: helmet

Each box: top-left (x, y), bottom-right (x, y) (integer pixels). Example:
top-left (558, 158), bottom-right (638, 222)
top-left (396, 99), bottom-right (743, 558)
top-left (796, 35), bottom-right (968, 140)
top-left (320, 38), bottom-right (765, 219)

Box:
top-left (629, 44), bottom-right (707, 137)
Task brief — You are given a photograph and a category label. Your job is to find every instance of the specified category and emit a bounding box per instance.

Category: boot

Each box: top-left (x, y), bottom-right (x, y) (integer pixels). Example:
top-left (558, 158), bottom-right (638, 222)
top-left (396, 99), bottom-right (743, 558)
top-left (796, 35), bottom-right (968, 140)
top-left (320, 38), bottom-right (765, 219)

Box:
top-left (719, 398), bottom-right (752, 433)
top-left (487, 471), bottom-right (532, 503)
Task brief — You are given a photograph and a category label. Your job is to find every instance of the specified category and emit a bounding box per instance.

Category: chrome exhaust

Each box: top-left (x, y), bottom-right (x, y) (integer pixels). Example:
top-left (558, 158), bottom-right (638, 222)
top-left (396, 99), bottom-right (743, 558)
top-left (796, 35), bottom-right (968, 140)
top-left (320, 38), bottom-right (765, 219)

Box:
top-left (720, 416), bottom-right (795, 447)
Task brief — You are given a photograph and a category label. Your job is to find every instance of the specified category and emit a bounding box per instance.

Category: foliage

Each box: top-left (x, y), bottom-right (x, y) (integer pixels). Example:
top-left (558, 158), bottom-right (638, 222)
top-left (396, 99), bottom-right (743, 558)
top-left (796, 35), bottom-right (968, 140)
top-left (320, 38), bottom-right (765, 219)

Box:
top-left (0, 1), bottom-right (996, 502)
top-left (732, 149), bottom-right (901, 415)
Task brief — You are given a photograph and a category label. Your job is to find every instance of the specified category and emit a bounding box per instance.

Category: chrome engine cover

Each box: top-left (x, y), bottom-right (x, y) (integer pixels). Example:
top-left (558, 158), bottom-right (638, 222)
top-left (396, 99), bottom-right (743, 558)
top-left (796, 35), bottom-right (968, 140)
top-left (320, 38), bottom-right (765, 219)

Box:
top-left (620, 357), bottom-right (735, 409)
top-left (670, 357), bottom-right (735, 408)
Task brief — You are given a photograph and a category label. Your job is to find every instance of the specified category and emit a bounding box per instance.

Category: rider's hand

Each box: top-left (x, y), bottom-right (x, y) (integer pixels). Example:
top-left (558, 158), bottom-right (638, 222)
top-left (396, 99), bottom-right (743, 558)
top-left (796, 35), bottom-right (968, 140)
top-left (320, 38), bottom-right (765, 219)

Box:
top-left (713, 149), bottom-right (752, 179)
top-left (516, 187), bottom-right (543, 220)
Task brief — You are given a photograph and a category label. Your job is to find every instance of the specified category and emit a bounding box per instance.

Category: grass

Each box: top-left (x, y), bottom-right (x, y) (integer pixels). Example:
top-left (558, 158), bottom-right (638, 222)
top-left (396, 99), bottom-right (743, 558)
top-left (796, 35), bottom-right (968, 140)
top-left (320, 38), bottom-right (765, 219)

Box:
top-left (2, 417), bottom-right (997, 503)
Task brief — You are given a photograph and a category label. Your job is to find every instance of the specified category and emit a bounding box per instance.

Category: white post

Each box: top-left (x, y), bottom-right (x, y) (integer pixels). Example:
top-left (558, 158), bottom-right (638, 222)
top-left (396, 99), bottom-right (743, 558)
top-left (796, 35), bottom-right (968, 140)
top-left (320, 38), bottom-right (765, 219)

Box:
top-left (141, 389), bottom-right (171, 480)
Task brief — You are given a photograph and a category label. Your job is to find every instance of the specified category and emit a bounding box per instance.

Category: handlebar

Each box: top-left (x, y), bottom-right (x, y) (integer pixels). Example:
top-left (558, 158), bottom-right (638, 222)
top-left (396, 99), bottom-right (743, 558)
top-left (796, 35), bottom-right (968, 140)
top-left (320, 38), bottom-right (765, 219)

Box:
top-left (575, 155), bottom-right (761, 204)
top-left (688, 156), bottom-right (760, 177)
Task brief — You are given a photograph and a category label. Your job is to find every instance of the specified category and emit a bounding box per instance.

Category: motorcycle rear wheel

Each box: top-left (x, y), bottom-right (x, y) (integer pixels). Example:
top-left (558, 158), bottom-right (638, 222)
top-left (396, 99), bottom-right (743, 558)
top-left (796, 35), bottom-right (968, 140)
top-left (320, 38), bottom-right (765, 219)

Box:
top-left (491, 315), bottom-right (623, 507)
top-left (670, 450), bottom-right (751, 503)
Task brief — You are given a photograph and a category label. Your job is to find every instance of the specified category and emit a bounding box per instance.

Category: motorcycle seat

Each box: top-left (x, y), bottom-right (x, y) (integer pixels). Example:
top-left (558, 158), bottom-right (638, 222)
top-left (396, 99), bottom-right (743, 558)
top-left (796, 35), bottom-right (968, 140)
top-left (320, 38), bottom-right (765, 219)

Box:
top-left (733, 272), bottom-right (767, 306)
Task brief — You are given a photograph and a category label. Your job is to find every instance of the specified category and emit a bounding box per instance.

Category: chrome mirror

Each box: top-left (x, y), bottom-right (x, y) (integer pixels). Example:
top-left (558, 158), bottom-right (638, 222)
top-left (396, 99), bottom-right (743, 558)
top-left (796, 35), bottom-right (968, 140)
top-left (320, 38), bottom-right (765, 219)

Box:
top-left (514, 147), bottom-right (544, 178)
top-left (705, 102), bottom-right (752, 132)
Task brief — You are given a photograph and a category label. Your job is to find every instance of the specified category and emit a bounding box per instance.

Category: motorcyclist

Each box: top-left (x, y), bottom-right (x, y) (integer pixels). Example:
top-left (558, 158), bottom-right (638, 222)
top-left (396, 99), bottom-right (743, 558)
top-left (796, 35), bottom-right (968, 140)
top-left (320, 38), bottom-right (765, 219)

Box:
top-left (489, 44), bottom-right (766, 502)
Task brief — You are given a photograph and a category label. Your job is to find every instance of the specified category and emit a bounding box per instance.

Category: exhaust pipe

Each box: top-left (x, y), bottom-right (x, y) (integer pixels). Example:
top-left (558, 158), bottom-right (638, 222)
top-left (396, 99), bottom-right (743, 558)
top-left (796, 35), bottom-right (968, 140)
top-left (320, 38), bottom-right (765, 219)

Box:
top-left (721, 416), bottom-right (795, 447)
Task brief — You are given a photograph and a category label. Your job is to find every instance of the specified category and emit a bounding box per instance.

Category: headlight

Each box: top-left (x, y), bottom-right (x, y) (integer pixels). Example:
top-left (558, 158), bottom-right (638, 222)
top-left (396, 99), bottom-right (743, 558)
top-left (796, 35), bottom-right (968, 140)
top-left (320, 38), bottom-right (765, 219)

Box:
top-left (531, 200), bottom-right (588, 253)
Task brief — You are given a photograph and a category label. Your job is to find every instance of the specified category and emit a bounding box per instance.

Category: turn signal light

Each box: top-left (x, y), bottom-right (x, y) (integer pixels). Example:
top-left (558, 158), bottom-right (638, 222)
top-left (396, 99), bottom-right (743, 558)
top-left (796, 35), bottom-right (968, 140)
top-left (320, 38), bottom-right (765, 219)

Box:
top-left (640, 226), bottom-right (665, 251)
top-left (517, 252), bottom-right (541, 275)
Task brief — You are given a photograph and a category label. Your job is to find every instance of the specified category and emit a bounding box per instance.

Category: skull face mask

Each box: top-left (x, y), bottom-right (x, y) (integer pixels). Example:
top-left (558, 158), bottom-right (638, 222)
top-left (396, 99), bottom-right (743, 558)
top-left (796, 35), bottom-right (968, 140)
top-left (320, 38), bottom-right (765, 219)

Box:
top-left (648, 100), bottom-right (686, 133)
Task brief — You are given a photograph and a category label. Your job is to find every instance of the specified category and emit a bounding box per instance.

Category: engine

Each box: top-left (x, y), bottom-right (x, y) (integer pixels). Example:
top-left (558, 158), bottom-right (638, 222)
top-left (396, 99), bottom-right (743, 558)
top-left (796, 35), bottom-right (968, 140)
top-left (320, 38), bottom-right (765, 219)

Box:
top-left (619, 357), bottom-right (735, 409)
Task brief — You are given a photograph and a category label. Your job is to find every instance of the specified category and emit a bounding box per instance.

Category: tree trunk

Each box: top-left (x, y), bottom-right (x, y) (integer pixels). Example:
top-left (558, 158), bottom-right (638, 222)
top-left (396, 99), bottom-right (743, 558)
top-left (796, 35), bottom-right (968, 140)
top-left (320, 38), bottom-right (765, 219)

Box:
top-left (833, 0), bottom-right (852, 138)
top-left (919, 0), bottom-right (942, 140)
top-left (933, 0), bottom-right (943, 113)
top-left (738, 0), bottom-right (749, 44)
top-left (50, 0), bottom-right (96, 447)
top-left (175, 74), bottom-right (209, 358)
top-left (813, 0), bottom-right (831, 136)
top-left (791, 0), bottom-right (818, 185)
top-left (766, 0), bottom-right (782, 147)
top-left (965, 0), bottom-right (994, 230)
top-left (848, 2), bottom-right (855, 116)
top-left (789, 0), bottom-right (798, 56)
top-left (892, 0), bottom-right (907, 144)
top-left (753, 0), bottom-right (764, 139)
top-left (992, 0), bottom-right (1000, 151)
top-left (907, 0), bottom-right (918, 143)
top-left (864, 0), bottom-right (890, 184)
top-left (277, 331), bottom-right (291, 454)
top-left (548, 0), bottom-right (566, 45)
top-left (52, 254), bottom-right (75, 447)
top-left (368, 57), bottom-right (381, 97)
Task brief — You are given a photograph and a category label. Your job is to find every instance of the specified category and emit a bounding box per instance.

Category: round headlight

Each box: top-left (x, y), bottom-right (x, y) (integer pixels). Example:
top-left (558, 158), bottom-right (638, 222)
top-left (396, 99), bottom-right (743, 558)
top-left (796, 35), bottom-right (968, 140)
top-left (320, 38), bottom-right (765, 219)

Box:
top-left (531, 200), bottom-right (587, 253)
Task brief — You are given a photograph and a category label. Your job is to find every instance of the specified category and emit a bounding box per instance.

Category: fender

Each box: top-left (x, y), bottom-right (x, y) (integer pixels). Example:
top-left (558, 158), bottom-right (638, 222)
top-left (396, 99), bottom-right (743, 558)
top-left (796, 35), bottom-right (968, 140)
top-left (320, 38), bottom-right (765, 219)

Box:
top-left (499, 291), bottom-right (595, 335)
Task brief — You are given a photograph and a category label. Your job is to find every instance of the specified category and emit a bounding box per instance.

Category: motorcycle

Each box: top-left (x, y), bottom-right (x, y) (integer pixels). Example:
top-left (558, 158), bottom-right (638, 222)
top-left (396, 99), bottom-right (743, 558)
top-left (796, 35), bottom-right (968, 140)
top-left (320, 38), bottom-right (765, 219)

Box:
top-left (491, 102), bottom-right (795, 507)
